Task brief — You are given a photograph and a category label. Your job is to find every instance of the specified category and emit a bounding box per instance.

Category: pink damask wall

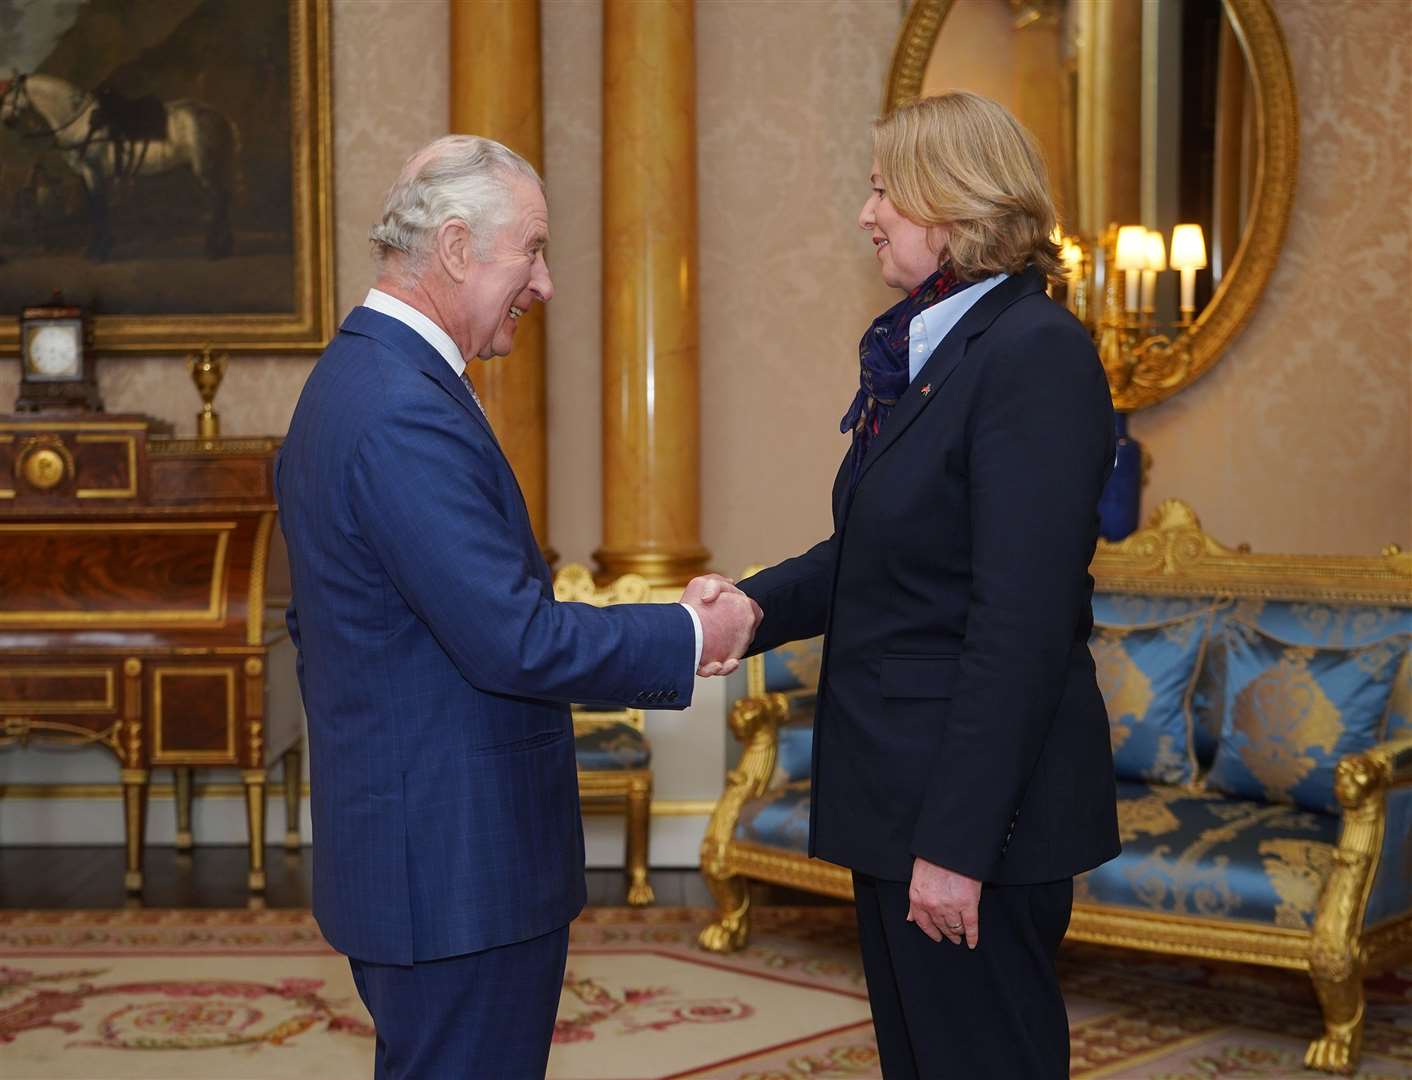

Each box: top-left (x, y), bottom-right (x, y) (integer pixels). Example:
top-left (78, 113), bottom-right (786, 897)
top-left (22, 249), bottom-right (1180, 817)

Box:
top-left (1135, 0), bottom-right (1412, 555)
top-left (1, 0), bottom-right (1406, 570)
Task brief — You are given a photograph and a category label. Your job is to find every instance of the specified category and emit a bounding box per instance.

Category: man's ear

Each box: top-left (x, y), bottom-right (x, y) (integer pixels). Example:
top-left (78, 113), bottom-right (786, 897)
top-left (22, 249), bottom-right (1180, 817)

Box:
top-left (437, 219), bottom-right (472, 283)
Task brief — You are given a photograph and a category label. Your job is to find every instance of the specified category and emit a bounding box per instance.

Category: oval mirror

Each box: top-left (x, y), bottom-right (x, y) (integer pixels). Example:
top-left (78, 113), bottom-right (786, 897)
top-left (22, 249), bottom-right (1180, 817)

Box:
top-left (885, 0), bottom-right (1298, 410)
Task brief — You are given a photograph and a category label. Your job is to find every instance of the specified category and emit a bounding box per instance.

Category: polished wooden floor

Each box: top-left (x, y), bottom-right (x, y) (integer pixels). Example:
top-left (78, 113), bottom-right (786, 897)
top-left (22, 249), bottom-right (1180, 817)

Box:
top-left (0, 846), bottom-right (845, 911)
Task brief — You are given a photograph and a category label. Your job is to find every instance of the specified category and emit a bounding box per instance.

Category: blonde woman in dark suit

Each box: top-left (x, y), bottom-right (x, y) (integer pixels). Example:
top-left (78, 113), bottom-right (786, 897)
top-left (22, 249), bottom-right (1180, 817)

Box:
top-left (693, 93), bottom-right (1120, 1077)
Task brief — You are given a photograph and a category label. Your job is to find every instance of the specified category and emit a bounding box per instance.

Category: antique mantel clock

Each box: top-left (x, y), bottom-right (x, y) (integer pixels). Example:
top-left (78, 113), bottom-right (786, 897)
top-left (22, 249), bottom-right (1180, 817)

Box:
top-left (16, 303), bottom-right (103, 412)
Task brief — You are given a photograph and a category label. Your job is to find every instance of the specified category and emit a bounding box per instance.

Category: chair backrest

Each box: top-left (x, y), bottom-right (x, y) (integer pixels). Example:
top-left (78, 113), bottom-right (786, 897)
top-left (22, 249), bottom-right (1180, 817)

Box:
top-left (571, 705), bottom-right (647, 735)
top-left (553, 563), bottom-right (657, 735)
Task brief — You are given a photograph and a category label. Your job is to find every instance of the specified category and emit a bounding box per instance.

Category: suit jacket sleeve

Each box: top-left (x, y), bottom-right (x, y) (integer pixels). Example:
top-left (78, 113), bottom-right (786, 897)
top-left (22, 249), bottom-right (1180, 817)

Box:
top-left (911, 321), bottom-right (1114, 881)
top-left (737, 534), bottom-right (837, 656)
top-left (348, 403), bottom-right (695, 708)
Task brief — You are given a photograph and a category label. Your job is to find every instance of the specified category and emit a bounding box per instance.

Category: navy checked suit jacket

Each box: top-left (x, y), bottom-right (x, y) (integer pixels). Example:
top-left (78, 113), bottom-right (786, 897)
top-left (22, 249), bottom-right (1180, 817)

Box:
top-left (276, 307), bottom-right (695, 965)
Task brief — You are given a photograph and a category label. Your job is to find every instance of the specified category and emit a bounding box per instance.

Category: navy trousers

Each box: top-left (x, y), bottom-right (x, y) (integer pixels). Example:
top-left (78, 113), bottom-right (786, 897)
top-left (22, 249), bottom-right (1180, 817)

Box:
top-left (852, 872), bottom-right (1073, 1079)
top-left (348, 924), bottom-right (570, 1079)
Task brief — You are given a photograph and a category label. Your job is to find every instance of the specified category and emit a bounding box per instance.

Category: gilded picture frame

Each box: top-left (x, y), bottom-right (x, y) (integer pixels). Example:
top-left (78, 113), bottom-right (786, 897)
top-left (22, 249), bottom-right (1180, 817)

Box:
top-left (0, 0), bottom-right (333, 355)
top-left (883, 0), bottom-right (1299, 412)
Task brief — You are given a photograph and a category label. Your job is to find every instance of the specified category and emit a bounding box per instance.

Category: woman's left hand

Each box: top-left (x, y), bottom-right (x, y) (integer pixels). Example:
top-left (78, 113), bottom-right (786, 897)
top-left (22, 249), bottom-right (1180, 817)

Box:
top-left (907, 856), bottom-right (981, 949)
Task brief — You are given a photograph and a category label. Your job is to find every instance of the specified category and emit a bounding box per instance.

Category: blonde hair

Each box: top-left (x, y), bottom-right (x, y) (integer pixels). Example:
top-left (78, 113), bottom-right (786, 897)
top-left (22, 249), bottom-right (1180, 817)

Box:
top-left (872, 93), bottom-right (1062, 283)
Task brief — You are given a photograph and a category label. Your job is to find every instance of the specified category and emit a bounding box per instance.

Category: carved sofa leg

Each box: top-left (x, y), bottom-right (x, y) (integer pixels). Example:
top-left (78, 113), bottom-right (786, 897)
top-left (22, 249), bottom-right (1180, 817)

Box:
top-left (698, 868), bottom-right (751, 953)
top-left (1304, 751), bottom-right (1390, 1074)
top-left (1305, 943), bottom-right (1364, 1075)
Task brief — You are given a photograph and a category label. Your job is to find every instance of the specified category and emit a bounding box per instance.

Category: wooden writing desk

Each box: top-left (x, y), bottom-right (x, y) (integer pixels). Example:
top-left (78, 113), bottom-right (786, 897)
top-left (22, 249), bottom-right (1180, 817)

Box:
top-left (0, 413), bottom-right (298, 894)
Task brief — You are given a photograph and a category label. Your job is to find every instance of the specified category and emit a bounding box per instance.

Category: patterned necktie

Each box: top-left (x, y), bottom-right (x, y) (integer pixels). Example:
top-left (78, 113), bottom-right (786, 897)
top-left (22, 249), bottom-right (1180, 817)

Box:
top-left (460, 369), bottom-right (487, 418)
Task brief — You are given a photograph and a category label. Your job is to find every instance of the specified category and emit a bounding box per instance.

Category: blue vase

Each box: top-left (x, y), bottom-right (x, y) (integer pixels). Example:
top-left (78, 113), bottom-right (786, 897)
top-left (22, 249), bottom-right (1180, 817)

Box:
top-left (1098, 413), bottom-right (1142, 541)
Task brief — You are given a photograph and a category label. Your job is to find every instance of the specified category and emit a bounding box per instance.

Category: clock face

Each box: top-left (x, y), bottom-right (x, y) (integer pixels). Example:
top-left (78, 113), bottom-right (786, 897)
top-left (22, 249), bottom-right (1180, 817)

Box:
top-left (26, 323), bottom-right (82, 380)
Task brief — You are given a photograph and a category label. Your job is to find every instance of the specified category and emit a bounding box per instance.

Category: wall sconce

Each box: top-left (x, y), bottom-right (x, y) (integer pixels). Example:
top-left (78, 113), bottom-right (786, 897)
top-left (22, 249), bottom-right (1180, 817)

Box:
top-left (1095, 222), bottom-right (1206, 396)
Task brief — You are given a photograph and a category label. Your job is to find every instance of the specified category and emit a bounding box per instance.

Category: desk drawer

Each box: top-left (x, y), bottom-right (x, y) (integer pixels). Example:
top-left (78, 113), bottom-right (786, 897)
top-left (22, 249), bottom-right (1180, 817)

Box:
top-left (150, 661), bottom-right (245, 766)
top-left (0, 662), bottom-right (119, 716)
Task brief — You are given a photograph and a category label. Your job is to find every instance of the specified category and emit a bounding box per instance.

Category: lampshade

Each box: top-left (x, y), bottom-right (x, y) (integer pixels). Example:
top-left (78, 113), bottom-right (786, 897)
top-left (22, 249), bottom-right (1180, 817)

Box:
top-left (1144, 230), bottom-right (1167, 272)
top-left (1114, 226), bottom-right (1149, 272)
top-left (1169, 224), bottom-right (1208, 270)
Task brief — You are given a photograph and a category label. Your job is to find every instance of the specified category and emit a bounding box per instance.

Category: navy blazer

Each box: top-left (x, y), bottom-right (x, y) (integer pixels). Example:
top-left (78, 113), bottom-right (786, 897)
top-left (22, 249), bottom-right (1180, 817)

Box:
top-left (740, 268), bottom-right (1121, 885)
top-left (277, 308), bottom-right (695, 964)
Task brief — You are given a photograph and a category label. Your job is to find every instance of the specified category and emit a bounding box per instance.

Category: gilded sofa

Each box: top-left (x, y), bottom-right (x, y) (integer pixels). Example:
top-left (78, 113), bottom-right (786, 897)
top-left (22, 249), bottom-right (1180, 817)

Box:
top-left (698, 502), bottom-right (1412, 1074)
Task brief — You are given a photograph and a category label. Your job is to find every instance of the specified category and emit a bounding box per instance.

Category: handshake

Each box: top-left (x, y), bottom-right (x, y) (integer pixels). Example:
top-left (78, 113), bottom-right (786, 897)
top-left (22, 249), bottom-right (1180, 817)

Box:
top-left (680, 574), bottom-right (762, 678)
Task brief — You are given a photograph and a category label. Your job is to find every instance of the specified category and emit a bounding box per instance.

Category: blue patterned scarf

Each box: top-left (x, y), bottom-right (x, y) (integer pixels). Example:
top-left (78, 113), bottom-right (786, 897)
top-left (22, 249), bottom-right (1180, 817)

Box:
top-left (840, 264), bottom-right (978, 489)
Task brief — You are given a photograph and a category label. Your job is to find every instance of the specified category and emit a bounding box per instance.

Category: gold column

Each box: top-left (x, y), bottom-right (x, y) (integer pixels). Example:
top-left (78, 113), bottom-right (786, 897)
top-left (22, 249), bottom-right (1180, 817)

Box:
top-left (596, 0), bottom-right (709, 586)
top-left (450, 0), bottom-right (555, 564)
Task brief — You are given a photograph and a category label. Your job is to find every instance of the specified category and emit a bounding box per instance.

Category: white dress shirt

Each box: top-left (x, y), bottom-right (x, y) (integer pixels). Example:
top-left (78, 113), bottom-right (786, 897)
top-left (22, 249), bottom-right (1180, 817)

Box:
top-left (360, 289), bottom-right (705, 673)
top-left (907, 273), bottom-right (1009, 383)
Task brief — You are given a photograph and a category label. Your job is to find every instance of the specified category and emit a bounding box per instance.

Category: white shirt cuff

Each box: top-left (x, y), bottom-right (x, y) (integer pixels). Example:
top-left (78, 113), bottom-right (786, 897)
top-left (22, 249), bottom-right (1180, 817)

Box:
top-left (680, 602), bottom-right (704, 672)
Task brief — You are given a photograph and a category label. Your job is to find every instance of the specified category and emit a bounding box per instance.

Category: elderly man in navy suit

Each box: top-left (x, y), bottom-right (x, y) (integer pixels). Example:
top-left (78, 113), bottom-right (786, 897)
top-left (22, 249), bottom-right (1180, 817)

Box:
top-left (276, 135), bottom-right (760, 1079)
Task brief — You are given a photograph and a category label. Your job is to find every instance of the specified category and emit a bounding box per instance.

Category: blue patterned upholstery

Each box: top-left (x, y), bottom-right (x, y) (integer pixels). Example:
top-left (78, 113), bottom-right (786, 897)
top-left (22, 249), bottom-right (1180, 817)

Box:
top-left (1228, 600), bottom-right (1412, 744)
top-left (1204, 620), bottom-right (1403, 814)
top-left (1092, 593), bottom-right (1226, 765)
top-left (1092, 607), bottom-right (1220, 784)
top-left (1075, 780), bottom-right (1340, 929)
top-left (774, 723), bottom-right (813, 786)
top-left (574, 722), bottom-right (651, 771)
top-left (1365, 785), bottom-right (1412, 928)
top-left (1093, 595), bottom-right (1412, 764)
top-left (735, 781), bottom-right (811, 853)
top-left (761, 637), bottom-right (823, 693)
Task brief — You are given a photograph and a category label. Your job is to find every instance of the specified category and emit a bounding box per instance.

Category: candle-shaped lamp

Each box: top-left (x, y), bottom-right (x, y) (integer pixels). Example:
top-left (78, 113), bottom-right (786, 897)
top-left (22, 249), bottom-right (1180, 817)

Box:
top-left (1114, 225), bottom-right (1148, 315)
top-left (1141, 229), bottom-right (1166, 316)
top-left (1169, 224), bottom-right (1208, 324)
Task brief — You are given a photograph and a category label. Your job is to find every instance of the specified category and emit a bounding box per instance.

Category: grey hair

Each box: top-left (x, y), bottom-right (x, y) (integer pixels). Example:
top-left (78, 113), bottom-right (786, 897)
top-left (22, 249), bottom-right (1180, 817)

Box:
top-left (368, 134), bottom-right (542, 282)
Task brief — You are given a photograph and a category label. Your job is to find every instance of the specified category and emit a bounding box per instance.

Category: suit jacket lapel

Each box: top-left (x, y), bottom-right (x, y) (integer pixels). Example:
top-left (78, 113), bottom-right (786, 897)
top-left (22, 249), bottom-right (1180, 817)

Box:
top-left (341, 307), bottom-right (501, 448)
top-left (850, 267), bottom-right (1047, 491)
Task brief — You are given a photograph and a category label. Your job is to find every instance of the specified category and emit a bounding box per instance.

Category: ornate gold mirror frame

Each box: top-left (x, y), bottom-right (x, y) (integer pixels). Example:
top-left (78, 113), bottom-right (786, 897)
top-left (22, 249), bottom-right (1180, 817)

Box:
top-left (884, 0), bottom-right (1298, 411)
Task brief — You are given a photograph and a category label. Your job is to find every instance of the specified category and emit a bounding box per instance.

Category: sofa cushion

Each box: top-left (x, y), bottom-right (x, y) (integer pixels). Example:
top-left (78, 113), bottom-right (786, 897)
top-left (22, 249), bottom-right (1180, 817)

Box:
top-left (1074, 779), bottom-right (1339, 930)
top-left (1227, 600), bottom-right (1412, 744)
top-left (1092, 593), bottom-right (1226, 766)
top-left (735, 780), bottom-right (811, 853)
top-left (1204, 620), bottom-right (1403, 814)
top-left (1092, 607), bottom-right (1221, 784)
top-left (574, 722), bottom-right (651, 771)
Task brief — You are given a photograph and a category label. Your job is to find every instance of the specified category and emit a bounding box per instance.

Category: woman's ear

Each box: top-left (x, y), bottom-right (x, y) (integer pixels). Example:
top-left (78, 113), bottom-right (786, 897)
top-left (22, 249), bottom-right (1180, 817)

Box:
top-left (928, 222), bottom-right (952, 263)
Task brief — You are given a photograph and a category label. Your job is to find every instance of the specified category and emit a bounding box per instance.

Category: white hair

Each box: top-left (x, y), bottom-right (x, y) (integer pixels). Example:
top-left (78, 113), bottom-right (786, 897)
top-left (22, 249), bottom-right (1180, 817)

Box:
top-left (368, 134), bottom-right (542, 283)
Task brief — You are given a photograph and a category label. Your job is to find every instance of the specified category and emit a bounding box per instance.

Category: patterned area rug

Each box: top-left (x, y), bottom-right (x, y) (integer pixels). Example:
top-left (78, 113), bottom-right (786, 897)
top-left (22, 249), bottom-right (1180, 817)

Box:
top-left (1, 907), bottom-right (1409, 1079)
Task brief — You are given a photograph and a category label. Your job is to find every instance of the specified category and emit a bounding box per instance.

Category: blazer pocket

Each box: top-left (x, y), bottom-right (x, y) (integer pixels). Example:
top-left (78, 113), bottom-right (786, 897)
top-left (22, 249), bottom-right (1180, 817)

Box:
top-left (472, 728), bottom-right (565, 756)
top-left (880, 654), bottom-right (960, 699)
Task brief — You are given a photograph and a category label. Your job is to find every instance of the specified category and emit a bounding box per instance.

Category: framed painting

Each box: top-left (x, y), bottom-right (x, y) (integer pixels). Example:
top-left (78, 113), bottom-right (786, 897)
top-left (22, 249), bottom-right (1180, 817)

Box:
top-left (0, 0), bottom-right (332, 354)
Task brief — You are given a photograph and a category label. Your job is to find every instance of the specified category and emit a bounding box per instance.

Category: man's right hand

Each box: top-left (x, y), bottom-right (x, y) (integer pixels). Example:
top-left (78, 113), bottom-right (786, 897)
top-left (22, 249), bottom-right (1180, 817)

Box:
top-left (682, 575), bottom-right (761, 677)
